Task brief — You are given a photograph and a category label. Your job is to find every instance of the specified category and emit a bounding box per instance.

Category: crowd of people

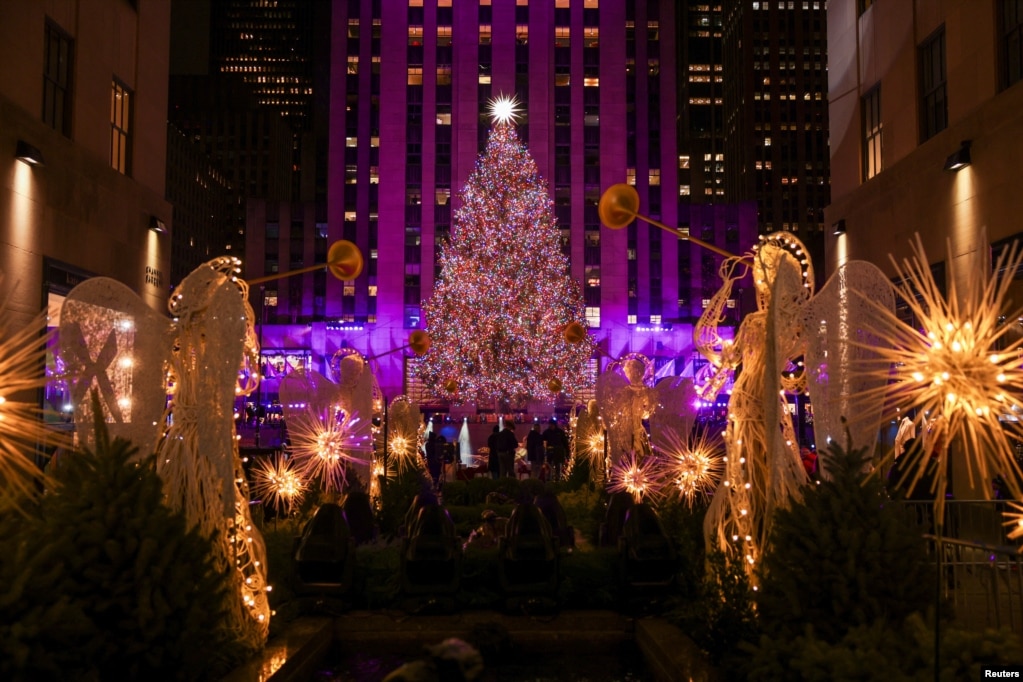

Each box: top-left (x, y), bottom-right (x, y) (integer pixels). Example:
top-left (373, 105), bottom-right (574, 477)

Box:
top-left (484, 419), bottom-right (569, 481)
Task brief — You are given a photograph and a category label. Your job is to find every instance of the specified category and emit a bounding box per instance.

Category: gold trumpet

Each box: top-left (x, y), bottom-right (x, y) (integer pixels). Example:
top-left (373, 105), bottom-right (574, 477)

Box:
top-left (248, 239), bottom-right (364, 285)
top-left (598, 183), bottom-right (743, 260)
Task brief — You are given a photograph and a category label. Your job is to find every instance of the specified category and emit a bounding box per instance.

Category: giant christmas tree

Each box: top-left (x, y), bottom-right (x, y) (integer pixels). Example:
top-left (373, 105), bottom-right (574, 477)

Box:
top-left (417, 98), bottom-right (593, 404)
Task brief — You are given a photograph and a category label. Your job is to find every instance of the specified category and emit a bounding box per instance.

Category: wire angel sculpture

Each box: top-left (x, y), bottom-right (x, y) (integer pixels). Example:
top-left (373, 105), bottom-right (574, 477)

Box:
top-left (385, 394), bottom-right (425, 475)
top-left (58, 257), bottom-right (273, 649)
top-left (573, 399), bottom-right (606, 483)
top-left (596, 353), bottom-right (657, 461)
top-left (695, 232), bottom-right (896, 584)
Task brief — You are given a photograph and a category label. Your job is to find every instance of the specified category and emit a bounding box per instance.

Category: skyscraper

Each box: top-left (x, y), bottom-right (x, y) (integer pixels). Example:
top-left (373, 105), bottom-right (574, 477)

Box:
top-left (677, 1), bottom-right (726, 203)
top-left (721, 0), bottom-right (830, 270)
top-left (246, 0), bottom-right (758, 402)
top-left (168, 0), bottom-right (331, 259)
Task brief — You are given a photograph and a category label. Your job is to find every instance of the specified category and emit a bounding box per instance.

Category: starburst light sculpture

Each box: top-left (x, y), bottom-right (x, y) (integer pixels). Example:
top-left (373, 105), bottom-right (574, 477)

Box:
top-left (385, 394), bottom-right (424, 475)
top-left (608, 449), bottom-right (666, 504)
top-left (854, 234), bottom-right (1023, 516)
top-left (0, 299), bottom-right (62, 510)
top-left (1006, 505), bottom-right (1023, 552)
top-left (655, 427), bottom-right (724, 509)
top-left (1005, 502), bottom-right (1023, 549)
top-left (251, 455), bottom-right (306, 517)
top-left (288, 405), bottom-right (371, 495)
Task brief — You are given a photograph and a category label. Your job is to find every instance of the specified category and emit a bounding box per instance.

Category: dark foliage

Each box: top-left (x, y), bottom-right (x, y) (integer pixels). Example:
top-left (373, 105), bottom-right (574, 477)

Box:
top-left (755, 442), bottom-right (933, 644)
top-left (377, 468), bottom-right (433, 538)
top-left (0, 416), bottom-right (249, 681)
top-left (665, 549), bottom-right (759, 677)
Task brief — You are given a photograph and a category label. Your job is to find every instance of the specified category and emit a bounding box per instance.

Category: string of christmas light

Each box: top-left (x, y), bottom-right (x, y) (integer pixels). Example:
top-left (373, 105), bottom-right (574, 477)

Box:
top-left (231, 461), bottom-right (273, 631)
top-left (852, 233), bottom-right (1023, 513)
top-left (417, 98), bottom-right (593, 403)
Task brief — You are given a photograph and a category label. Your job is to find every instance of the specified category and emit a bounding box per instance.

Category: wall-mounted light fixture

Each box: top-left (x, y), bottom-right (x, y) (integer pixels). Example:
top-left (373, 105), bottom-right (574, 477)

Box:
top-left (148, 215), bottom-right (168, 233)
top-left (15, 139), bottom-right (45, 166)
top-left (943, 140), bottom-right (972, 172)
top-left (832, 219), bottom-right (847, 235)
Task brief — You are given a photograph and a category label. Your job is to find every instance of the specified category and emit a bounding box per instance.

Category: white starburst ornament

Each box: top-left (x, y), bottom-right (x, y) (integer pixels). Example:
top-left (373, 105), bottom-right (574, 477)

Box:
top-left (854, 234), bottom-right (1023, 516)
top-left (0, 299), bottom-right (64, 511)
top-left (252, 456), bottom-right (306, 517)
top-left (1004, 502), bottom-right (1023, 550)
top-left (488, 94), bottom-right (522, 125)
top-left (289, 405), bottom-right (371, 495)
top-left (608, 449), bottom-right (666, 505)
top-left (654, 427), bottom-right (724, 509)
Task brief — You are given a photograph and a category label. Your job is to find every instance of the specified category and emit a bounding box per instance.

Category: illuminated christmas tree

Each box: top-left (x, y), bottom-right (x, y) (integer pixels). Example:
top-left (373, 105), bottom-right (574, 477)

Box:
top-left (417, 97), bottom-right (593, 403)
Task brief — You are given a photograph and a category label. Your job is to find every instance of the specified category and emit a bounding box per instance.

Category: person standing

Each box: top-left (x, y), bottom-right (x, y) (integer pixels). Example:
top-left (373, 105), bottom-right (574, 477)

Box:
top-left (486, 425), bottom-right (501, 479)
top-left (526, 423), bottom-right (546, 478)
top-left (543, 419), bottom-right (569, 482)
top-left (498, 422), bottom-right (518, 479)
top-left (425, 431), bottom-right (444, 489)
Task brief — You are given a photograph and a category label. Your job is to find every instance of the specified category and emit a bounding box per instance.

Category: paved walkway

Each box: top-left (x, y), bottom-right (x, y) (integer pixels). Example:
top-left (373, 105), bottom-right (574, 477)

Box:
top-left (221, 611), bottom-right (718, 682)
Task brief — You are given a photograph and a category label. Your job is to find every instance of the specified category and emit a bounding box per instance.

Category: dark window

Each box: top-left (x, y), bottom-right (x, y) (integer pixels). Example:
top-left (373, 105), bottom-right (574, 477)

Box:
top-left (919, 27), bottom-right (947, 142)
top-left (42, 20), bottom-right (73, 136)
top-left (1002, 0), bottom-right (1023, 89)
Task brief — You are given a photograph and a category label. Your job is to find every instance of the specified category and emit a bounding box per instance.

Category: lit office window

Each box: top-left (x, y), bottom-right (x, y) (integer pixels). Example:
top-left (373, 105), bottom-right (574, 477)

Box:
top-left (862, 86), bottom-right (882, 180)
top-left (110, 78), bottom-right (132, 175)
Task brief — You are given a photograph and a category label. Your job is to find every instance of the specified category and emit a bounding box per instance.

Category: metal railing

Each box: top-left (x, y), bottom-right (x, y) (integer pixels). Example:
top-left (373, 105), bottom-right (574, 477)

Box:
top-left (898, 500), bottom-right (1023, 634)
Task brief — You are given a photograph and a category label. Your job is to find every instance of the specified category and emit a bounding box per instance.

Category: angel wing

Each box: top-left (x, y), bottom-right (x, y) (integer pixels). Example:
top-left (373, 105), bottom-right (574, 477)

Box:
top-left (650, 376), bottom-right (698, 449)
top-left (596, 368), bottom-right (632, 459)
top-left (801, 260), bottom-right (896, 463)
top-left (279, 368), bottom-right (341, 423)
top-left (58, 277), bottom-right (172, 456)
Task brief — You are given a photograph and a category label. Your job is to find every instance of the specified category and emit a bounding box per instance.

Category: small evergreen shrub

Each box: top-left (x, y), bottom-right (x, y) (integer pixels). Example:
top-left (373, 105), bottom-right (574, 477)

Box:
top-left (554, 485), bottom-right (603, 544)
top-left (666, 549), bottom-right (759, 676)
top-left (0, 425), bottom-right (250, 681)
top-left (377, 467), bottom-right (432, 537)
top-left (747, 611), bottom-right (1023, 681)
top-left (440, 476), bottom-right (547, 506)
top-left (755, 442), bottom-right (934, 644)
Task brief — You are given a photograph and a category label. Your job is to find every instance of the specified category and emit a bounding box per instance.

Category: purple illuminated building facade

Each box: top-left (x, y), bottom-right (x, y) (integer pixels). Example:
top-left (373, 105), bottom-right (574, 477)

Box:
top-left (245, 0), bottom-right (758, 407)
